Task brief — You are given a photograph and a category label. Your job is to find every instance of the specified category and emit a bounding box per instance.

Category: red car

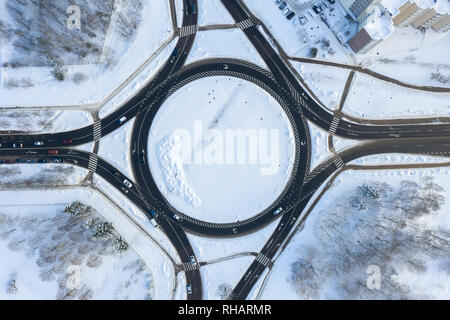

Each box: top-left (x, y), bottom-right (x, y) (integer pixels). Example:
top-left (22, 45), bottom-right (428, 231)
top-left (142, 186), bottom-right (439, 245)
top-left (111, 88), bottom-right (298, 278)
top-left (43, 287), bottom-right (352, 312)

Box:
top-left (63, 139), bottom-right (73, 145)
top-left (48, 150), bottom-right (59, 155)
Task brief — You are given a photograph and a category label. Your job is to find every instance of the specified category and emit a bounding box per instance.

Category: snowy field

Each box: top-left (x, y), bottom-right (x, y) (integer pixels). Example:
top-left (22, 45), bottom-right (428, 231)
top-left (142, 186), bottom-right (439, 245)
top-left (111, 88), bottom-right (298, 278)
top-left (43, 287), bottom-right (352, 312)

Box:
top-left (0, 188), bottom-right (176, 300)
top-left (292, 61), bottom-right (350, 111)
top-left (197, 0), bottom-right (234, 26)
top-left (186, 29), bottom-right (266, 68)
top-left (0, 109), bottom-right (92, 133)
top-left (343, 73), bottom-right (450, 119)
top-left (148, 76), bottom-right (295, 223)
top-left (0, 0), bottom-right (172, 107)
top-left (357, 27), bottom-right (450, 88)
top-left (0, 203), bottom-right (153, 300)
top-left (261, 167), bottom-right (450, 299)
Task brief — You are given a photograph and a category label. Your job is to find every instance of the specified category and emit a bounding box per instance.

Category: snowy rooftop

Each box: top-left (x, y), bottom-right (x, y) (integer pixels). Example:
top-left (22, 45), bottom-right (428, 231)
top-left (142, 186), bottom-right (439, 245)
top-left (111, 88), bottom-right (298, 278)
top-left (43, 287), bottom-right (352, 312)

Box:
top-left (364, 7), bottom-right (395, 40)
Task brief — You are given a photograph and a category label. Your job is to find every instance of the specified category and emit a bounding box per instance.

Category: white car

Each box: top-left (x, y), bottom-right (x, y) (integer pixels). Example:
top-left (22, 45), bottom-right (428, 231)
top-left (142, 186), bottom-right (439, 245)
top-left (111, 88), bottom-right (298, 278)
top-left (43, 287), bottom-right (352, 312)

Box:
top-left (273, 207), bottom-right (283, 215)
top-left (174, 214), bottom-right (182, 221)
top-left (150, 218), bottom-right (159, 228)
top-left (189, 255), bottom-right (197, 267)
top-left (34, 141), bottom-right (44, 146)
top-left (123, 179), bottom-right (133, 188)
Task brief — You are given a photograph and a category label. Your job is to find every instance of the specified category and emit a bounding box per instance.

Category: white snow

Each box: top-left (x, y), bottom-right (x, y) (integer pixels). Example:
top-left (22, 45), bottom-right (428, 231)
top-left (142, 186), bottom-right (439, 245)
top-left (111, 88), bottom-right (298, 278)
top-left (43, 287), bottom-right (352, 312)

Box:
top-left (0, 0), bottom-right (173, 108)
top-left (197, 0), bottom-right (235, 26)
top-left (343, 72), bottom-right (450, 118)
top-left (148, 76), bottom-right (295, 223)
top-left (260, 167), bottom-right (450, 299)
top-left (0, 188), bottom-right (174, 299)
top-left (292, 61), bottom-right (351, 110)
top-left (186, 29), bottom-right (267, 68)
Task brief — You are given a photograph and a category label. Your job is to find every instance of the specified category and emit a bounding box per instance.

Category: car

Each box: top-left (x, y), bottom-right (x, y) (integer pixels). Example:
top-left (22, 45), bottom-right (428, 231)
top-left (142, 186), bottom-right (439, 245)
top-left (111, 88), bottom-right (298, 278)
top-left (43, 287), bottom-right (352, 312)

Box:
top-left (279, 2), bottom-right (287, 10)
top-left (123, 179), bottom-right (133, 188)
top-left (172, 47), bottom-right (180, 57)
top-left (111, 169), bottom-right (120, 177)
top-left (53, 158), bottom-right (63, 163)
top-left (26, 159), bottom-right (35, 164)
top-left (0, 160), bottom-right (3, 164)
top-left (118, 116), bottom-right (127, 125)
top-left (149, 210), bottom-right (159, 218)
top-left (48, 150), bottom-right (59, 155)
top-left (4, 160), bottom-right (13, 164)
top-left (283, 7), bottom-right (290, 15)
top-left (328, 0), bottom-right (335, 4)
top-left (121, 187), bottom-right (129, 194)
top-left (190, 3), bottom-right (196, 14)
top-left (186, 284), bottom-right (192, 295)
top-left (299, 16), bottom-right (307, 25)
top-left (312, 4), bottom-right (322, 14)
top-left (62, 139), bottom-right (72, 145)
top-left (286, 11), bottom-right (296, 20)
top-left (15, 159), bottom-right (24, 163)
top-left (139, 152), bottom-right (146, 164)
top-left (189, 256), bottom-right (197, 266)
top-left (275, 0), bottom-right (281, 4)
top-left (173, 214), bottom-right (183, 221)
top-left (38, 159), bottom-right (48, 164)
top-left (34, 141), bottom-right (44, 146)
top-left (150, 218), bottom-right (159, 228)
top-left (13, 143), bottom-right (23, 148)
top-left (273, 207), bottom-right (283, 215)
top-left (0, 143), bottom-right (2, 148)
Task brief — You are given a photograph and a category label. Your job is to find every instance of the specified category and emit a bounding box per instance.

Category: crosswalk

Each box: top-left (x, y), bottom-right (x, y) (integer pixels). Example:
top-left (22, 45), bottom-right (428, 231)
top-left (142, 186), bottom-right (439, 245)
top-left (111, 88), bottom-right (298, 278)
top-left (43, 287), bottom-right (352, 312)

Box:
top-left (180, 25), bottom-right (197, 37)
top-left (255, 253), bottom-right (271, 267)
top-left (334, 156), bottom-right (344, 169)
top-left (183, 262), bottom-right (199, 271)
top-left (329, 117), bottom-right (340, 134)
top-left (88, 154), bottom-right (98, 173)
top-left (237, 18), bottom-right (254, 30)
top-left (93, 122), bottom-right (102, 142)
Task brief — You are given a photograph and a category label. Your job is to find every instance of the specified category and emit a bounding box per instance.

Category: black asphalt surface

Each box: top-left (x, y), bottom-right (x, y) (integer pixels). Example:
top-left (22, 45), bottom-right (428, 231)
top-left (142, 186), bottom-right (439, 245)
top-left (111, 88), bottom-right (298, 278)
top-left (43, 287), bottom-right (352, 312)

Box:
top-left (0, 0), bottom-right (449, 301)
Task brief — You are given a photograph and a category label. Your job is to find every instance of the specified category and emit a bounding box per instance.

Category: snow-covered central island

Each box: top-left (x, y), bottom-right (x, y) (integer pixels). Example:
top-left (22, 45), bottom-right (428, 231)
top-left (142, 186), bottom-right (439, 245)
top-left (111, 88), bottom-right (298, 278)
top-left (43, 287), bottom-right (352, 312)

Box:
top-left (148, 76), bottom-right (296, 223)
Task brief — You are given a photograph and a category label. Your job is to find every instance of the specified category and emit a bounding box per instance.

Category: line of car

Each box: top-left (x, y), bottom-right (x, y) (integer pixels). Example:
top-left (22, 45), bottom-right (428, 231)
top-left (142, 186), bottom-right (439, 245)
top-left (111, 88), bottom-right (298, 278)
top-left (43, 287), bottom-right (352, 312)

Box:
top-left (0, 139), bottom-right (72, 149)
top-left (275, 1), bottom-right (296, 21)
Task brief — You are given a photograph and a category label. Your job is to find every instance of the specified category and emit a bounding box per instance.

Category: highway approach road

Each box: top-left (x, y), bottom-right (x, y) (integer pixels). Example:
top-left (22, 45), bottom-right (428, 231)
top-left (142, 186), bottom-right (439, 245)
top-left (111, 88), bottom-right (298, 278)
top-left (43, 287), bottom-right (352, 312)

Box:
top-left (1, 0), bottom-right (450, 300)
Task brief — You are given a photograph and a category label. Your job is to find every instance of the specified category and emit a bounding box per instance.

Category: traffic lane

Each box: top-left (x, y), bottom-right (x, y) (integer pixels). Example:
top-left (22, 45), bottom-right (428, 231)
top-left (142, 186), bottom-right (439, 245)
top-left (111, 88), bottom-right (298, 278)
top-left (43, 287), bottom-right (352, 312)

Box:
top-left (130, 60), bottom-right (309, 236)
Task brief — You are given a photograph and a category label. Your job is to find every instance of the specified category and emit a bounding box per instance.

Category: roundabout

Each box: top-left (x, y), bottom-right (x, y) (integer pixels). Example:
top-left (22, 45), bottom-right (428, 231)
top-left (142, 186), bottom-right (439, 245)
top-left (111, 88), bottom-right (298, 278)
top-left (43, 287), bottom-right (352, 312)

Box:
top-left (131, 59), bottom-right (311, 236)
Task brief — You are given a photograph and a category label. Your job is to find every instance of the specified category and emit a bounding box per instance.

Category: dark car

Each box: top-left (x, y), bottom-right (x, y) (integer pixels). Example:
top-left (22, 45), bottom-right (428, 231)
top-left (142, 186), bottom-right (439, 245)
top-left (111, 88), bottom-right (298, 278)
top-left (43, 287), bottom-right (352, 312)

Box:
top-left (279, 1), bottom-right (287, 10)
top-left (13, 143), bottom-right (23, 148)
top-left (62, 139), bottom-right (72, 145)
top-left (111, 169), bottom-right (120, 177)
top-left (286, 11), bottom-right (295, 20)
top-left (15, 159), bottom-right (24, 164)
top-left (5, 160), bottom-right (13, 164)
top-left (312, 5), bottom-right (322, 14)
top-left (48, 150), bottom-right (59, 155)
top-left (190, 4), bottom-right (196, 14)
top-left (38, 159), bottom-right (48, 164)
top-left (139, 152), bottom-right (146, 164)
top-left (328, 0), bottom-right (335, 4)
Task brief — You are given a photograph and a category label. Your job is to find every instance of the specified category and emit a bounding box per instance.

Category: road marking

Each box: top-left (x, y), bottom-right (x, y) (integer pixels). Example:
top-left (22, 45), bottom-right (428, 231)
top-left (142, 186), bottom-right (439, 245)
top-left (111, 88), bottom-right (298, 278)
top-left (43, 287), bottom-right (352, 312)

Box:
top-left (255, 253), bottom-right (271, 267)
top-left (334, 156), bottom-right (344, 169)
top-left (329, 117), bottom-right (340, 134)
top-left (237, 18), bottom-right (254, 30)
top-left (93, 122), bottom-right (102, 142)
top-left (87, 154), bottom-right (98, 173)
top-left (180, 24), bottom-right (197, 37)
top-left (183, 262), bottom-right (198, 271)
